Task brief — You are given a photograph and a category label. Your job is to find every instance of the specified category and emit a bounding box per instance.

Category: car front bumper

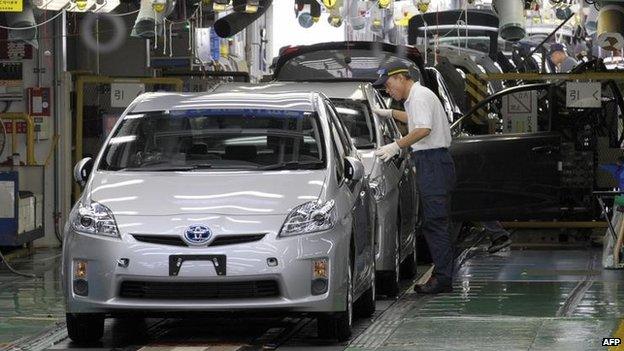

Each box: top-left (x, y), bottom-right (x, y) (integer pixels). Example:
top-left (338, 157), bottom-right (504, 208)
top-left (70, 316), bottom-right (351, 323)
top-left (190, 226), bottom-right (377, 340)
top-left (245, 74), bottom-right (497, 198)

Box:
top-left (63, 220), bottom-right (351, 315)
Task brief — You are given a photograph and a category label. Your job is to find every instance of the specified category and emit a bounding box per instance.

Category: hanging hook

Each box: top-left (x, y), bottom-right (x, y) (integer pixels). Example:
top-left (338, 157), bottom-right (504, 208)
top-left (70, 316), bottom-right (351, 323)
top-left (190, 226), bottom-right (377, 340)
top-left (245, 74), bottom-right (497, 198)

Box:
top-left (163, 18), bottom-right (167, 55)
top-left (169, 21), bottom-right (173, 57)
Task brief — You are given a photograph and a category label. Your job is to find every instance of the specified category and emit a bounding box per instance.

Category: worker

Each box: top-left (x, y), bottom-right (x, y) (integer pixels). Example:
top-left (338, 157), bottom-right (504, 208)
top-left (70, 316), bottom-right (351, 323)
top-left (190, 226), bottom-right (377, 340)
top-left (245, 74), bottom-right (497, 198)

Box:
top-left (372, 62), bottom-right (456, 294)
top-left (549, 43), bottom-right (578, 73)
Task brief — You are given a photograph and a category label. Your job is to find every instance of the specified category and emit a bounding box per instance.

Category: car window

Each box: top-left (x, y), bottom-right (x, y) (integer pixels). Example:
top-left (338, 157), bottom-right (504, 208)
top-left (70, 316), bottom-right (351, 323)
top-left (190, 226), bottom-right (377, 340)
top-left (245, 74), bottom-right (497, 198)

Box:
top-left (276, 49), bottom-right (417, 81)
top-left (331, 98), bottom-right (376, 149)
top-left (99, 109), bottom-right (325, 171)
top-left (326, 111), bottom-right (346, 182)
top-left (326, 101), bottom-right (355, 155)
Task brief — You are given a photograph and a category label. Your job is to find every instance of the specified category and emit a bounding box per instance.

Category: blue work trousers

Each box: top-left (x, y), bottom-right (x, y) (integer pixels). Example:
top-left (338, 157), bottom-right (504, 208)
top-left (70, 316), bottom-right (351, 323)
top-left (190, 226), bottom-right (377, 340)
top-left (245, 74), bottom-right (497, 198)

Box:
top-left (412, 148), bottom-right (456, 285)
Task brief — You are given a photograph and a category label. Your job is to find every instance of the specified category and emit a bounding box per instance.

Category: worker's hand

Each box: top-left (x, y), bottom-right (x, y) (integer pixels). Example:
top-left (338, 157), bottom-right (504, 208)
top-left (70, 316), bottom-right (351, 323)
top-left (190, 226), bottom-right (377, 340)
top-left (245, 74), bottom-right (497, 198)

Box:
top-left (372, 108), bottom-right (393, 119)
top-left (375, 142), bottom-right (401, 162)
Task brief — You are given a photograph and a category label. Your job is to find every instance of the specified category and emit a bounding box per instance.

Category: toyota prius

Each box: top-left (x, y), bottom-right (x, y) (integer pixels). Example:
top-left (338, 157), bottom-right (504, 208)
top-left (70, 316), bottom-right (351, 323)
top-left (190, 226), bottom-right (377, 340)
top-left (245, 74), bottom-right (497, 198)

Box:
top-left (64, 91), bottom-right (376, 343)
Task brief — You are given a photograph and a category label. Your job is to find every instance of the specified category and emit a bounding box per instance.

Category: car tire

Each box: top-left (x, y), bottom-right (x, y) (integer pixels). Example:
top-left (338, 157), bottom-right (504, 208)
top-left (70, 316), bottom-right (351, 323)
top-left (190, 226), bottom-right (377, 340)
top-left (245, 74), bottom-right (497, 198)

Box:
top-left (66, 313), bottom-right (104, 344)
top-left (355, 262), bottom-right (376, 318)
top-left (318, 253), bottom-right (353, 341)
top-left (400, 237), bottom-right (417, 279)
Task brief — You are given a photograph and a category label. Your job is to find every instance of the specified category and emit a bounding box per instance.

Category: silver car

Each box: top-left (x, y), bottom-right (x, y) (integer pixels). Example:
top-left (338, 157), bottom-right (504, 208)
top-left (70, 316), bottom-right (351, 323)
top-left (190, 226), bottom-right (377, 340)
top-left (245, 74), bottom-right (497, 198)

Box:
top-left (64, 91), bottom-right (376, 343)
top-left (214, 82), bottom-right (419, 297)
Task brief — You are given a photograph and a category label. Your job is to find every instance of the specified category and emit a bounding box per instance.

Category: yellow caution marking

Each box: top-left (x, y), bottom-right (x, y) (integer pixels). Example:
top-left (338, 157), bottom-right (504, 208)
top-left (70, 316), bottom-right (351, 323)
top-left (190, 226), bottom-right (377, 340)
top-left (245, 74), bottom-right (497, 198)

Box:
top-left (610, 320), bottom-right (624, 351)
top-left (465, 74), bottom-right (489, 123)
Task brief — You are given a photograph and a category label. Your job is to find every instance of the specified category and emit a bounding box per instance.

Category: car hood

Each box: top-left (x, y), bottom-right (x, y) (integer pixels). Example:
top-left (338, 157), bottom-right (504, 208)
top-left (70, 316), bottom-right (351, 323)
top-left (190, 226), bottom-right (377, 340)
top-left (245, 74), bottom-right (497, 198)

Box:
top-left (87, 170), bottom-right (327, 216)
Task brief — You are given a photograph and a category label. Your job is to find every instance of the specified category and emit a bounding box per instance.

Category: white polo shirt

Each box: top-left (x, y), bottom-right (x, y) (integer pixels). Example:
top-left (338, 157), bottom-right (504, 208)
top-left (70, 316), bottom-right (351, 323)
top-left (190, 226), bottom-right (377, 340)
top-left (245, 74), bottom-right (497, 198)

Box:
top-left (403, 83), bottom-right (452, 152)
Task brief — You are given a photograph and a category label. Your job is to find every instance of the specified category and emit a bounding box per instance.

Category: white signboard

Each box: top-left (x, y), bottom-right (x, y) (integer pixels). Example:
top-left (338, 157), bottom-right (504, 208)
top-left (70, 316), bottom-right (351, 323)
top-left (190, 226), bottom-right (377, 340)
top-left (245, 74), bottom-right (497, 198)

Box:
top-left (566, 82), bottom-right (602, 108)
top-left (111, 83), bottom-right (145, 108)
top-left (502, 91), bottom-right (538, 133)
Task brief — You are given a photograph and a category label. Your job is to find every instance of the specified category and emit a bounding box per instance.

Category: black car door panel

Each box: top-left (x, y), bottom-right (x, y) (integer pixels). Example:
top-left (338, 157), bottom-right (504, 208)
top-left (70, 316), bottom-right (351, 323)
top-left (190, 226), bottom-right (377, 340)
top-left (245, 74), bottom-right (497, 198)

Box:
top-left (450, 132), bottom-right (562, 221)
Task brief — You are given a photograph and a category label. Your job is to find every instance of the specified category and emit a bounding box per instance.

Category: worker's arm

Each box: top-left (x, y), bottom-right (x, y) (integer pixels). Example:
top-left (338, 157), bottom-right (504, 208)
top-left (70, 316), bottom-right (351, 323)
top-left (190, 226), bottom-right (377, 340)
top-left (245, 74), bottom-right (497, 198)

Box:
top-left (372, 108), bottom-right (407, 123)
top-left (391, 110), bottom-right (408, 124)
top-left (397, 128), bottom-right (431, 149)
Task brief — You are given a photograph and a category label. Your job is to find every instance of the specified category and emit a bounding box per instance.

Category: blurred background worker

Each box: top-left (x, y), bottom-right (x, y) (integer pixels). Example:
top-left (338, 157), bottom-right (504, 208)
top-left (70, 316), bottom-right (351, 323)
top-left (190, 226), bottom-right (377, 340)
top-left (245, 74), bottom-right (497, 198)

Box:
top-left (550, 43), bottom-right (578, 73)
top-left (372, 62), bottom-right (456, 294)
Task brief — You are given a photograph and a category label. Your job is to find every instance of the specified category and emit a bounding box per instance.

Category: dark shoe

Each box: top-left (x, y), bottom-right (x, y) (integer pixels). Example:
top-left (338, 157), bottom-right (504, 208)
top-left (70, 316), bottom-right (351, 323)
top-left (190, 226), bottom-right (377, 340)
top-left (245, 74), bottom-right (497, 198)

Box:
top-left (413, 277), bottom-right (452, 294)
top-left (488, 236), bottom-right (512, 253)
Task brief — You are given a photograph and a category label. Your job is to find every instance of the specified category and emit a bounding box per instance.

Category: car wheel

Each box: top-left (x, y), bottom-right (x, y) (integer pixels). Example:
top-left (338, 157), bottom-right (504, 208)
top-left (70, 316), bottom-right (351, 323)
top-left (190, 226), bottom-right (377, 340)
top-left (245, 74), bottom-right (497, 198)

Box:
top-left (355, 261), bottom-right (376, 318)
top-left (318, 253), bottom-right (353, 341)
top-left (400, 236), bottom-right (417, 279)
top-left (66, 313), bottom-right (104, 344)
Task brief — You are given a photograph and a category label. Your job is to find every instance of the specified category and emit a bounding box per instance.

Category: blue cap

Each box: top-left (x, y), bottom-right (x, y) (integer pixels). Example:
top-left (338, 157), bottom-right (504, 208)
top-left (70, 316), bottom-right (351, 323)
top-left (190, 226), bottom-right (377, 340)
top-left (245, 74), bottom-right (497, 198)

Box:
top-left (373, 62), bottom-right (411, 87)
top-left (549, 43), bottom-right (566, 55)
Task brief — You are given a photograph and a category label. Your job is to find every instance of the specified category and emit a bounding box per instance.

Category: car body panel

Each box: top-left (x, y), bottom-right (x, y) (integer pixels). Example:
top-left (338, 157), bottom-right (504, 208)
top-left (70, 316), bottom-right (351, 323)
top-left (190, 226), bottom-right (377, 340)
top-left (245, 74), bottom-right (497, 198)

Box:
top-left (89, 170), bottom-right (326, 216)
top-left (451, 133), bottom-right (562, 220)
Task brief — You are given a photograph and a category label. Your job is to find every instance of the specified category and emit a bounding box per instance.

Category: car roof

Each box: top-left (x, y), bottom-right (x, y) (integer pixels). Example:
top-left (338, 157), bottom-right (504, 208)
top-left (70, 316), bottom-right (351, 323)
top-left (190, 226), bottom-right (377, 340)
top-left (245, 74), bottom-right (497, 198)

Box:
top-left (129, 91), bottom-right (317, 113)
top-left (213, 82), bottom-right (368, 101)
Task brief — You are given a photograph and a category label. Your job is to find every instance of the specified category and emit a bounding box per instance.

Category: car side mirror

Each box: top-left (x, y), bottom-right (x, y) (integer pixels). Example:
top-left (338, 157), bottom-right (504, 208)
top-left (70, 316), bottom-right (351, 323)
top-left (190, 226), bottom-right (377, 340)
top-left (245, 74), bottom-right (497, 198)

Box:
top-left (73, 157), bottom-right (93, 187)
top-left (344, 156), bottom-right (364, 182)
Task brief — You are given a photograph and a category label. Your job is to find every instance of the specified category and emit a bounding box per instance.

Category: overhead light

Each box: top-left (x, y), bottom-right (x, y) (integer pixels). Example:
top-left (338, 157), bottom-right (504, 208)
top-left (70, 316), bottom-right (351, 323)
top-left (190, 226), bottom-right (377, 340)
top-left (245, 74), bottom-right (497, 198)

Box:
top-left (328, 15), bottom-right (342, 27)
top-left (151, 0), bottom-right (166, 12)
top-left (93, 0), bottom-right (120, 13)
top-left (322, 0), bottom-right (337, 9)
top-left (34, 0), bottom-right (69, 11)
top-left (416, 0), bottom-right (430, 13)
top-left (6, 1), bottom-right (38, 48)
top-left (213, 0), bottom-right (229, 11)
top-left (378, 0), bottom-right (391, 9)
top-left (245, 0), bottom-right (258, 13)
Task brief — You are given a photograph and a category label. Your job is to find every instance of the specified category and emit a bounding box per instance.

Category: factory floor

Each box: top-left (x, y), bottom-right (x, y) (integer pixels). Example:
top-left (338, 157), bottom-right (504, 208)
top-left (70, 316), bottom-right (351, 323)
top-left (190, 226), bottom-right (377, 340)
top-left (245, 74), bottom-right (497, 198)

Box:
top-left (2, 241), bottom-right (624, 350)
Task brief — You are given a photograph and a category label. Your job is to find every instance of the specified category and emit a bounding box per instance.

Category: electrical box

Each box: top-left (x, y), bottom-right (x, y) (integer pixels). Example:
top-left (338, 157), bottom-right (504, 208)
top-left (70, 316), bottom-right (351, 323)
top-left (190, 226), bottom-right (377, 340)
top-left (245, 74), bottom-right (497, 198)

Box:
top-left (27, 87), bottom-right (51, 139)
top-left (0, 168), bottom-right (44, 246)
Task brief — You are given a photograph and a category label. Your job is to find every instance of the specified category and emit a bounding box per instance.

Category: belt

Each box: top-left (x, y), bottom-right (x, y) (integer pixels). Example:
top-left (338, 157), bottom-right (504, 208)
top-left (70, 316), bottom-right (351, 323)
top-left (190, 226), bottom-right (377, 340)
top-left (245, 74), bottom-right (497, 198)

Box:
top-left (412, 147), bottom-right (448, 154)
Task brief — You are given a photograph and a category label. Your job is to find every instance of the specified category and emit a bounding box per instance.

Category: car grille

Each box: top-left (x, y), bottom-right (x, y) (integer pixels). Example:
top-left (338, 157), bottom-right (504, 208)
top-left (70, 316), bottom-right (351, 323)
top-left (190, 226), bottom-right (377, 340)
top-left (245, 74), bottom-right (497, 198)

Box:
top-left (119, 280), bottom-right (280, 299)
top-left (210, 234), bottom-right (265, 246)
top-left (132, 235), bottom-right (186, 247)
top-left (132, 234), bottom-right (265, 247)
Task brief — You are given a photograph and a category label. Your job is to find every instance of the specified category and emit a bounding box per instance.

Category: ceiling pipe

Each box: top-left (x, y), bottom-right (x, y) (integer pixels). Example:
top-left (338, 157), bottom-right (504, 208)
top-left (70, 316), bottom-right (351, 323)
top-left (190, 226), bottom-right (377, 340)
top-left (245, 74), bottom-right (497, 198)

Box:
top-left (213, 0), bottom-right (272, 38)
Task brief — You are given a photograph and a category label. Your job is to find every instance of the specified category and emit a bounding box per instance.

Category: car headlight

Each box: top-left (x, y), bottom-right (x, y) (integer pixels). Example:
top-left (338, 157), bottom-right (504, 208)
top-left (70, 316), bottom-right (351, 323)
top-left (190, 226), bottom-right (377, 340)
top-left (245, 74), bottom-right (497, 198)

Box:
top-left (70, 201), bottom-right (120, 238)
top-left (280, 200), bottom-right (336, 237)
top-left (370, 178), bottom-right (387, 201)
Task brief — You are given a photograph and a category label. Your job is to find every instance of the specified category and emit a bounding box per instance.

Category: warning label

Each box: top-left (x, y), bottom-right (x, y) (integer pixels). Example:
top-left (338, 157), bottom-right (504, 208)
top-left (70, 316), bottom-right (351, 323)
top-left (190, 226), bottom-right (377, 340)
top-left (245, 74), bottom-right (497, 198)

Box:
top-left (502, 91), bottom-right (538, 134)
top-left (0, 0), bottom-right (23, 12)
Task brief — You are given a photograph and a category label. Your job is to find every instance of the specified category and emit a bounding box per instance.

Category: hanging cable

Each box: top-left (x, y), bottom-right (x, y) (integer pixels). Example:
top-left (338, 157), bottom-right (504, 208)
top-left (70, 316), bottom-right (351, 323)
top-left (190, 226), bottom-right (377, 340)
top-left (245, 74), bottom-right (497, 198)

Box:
top-left (107, 9), bottom-right (140, 16)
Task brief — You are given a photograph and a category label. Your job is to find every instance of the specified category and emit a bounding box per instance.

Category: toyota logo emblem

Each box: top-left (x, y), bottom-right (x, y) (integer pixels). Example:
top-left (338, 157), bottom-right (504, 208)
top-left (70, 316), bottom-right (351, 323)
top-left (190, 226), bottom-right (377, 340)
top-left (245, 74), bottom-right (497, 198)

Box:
top-left (183, 225), bottom-right (212, 246)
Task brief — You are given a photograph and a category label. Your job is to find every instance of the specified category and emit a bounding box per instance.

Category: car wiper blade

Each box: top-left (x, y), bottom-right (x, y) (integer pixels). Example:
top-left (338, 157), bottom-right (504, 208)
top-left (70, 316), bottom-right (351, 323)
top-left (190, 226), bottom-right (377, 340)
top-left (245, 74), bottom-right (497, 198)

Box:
top-left (122, 165), bottom-right (197, 172)
top-left (188, 164), bottom-right (214, 170)
top-left (258, 161), bottom-right (324, 170)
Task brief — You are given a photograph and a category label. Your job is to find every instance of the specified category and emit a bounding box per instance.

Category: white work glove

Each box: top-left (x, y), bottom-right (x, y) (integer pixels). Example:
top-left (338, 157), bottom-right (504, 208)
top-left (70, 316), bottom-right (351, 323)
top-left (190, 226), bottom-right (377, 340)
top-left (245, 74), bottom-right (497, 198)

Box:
top-left (375, 142), bottom-right (400, 162)
top-left (372, 108), bottom-right (393, 119)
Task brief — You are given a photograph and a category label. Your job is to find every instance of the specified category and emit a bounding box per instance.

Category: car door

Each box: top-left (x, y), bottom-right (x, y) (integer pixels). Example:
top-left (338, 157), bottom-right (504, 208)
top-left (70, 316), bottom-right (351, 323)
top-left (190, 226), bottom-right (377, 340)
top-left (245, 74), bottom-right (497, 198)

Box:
top-left (325, 100), bottom-right (373, 291)
top-left (450, 85), bottom-right (562, 221)
top-left (371, 88), bottom-right (416, 251)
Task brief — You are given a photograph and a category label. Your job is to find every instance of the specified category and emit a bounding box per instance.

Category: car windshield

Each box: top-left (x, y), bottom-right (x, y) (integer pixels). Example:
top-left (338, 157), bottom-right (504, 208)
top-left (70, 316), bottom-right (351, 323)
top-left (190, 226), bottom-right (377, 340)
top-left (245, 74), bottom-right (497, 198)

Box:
top-left (331, 99), bottom-right (376, 149)
top-left (276, 49), bottom-right (416, 81)
top-left (98, 109), bottom-right (325, 171)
